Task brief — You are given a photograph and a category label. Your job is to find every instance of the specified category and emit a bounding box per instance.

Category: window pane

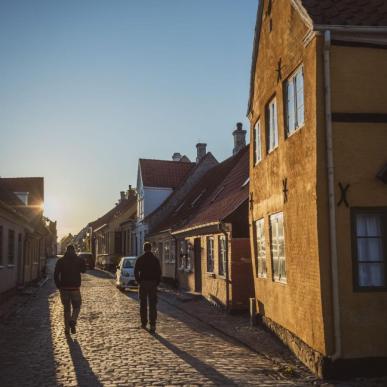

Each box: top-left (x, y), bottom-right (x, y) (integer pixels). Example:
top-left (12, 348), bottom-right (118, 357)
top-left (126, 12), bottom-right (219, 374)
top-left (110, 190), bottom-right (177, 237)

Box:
top-left (358, 263), bottom-right (385, 287)
top-left (356, 214), bottom-right (382, 237)
top-left (357, 238), bottom-right (384, 262)
top-left (287, 81), bottom-right (295, 133)
top-left (296, 70), bottom-right (304, 126)
top-left (255, 122), bottom-right (261, 163)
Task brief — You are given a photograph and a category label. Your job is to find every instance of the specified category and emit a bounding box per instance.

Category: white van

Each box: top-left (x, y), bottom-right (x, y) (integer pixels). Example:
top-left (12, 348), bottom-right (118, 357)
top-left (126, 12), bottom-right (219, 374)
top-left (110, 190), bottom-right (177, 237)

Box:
top-left (116, 256), bottom-right (137, 289)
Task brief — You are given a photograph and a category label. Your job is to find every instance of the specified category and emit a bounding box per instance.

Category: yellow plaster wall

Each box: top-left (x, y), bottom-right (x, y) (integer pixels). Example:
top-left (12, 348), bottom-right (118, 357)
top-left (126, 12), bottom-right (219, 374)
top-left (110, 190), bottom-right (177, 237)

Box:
top-left (249, 1), bottom-right (327, 354)
top-left (330, 46), bottom-right (387, 358)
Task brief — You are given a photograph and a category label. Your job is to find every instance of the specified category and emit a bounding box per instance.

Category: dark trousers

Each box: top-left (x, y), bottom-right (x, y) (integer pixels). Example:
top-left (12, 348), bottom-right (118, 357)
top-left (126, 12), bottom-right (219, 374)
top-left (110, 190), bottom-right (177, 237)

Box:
top-left (60, 289), bottom-right (81, 331)
top-left (139, 280), bottom-right (158, 327)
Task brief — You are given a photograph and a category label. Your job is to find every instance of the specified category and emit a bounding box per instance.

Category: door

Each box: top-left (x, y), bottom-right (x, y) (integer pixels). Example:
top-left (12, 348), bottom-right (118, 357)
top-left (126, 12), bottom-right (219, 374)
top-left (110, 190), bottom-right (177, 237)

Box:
top-left (194, 238), bottom-right (202, 293)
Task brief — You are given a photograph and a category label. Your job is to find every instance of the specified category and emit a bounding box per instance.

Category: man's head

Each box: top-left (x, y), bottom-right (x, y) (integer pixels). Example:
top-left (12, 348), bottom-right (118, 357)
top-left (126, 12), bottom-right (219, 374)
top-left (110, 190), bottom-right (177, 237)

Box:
top-left (66, 245), bottom-right (76, 255)
top-left (143, 242), bottom-right (152, 253)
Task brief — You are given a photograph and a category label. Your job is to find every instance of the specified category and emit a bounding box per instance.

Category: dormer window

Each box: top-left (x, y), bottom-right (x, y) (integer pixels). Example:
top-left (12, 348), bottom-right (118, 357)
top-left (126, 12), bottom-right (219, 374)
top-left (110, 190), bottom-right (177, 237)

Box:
top-left (14, 192), bottom-right (29, 205)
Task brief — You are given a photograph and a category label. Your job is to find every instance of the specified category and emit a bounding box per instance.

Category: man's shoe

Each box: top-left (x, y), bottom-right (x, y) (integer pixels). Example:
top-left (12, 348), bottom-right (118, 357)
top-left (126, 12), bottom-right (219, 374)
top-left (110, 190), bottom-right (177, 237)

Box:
top-left (65, 329), bottom-right (70, 335)
top-left (69, 321), bottom-right (76, 334)
top-left (141, 324), bottom-right (147, 330)
top-left (149, 325), bottom-right (156, 334)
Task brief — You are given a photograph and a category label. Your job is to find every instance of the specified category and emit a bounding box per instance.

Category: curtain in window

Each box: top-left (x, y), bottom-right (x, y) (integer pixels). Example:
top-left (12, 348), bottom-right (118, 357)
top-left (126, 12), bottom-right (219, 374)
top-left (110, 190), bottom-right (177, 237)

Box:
top-left (356, 214), bottom-right (385, 287)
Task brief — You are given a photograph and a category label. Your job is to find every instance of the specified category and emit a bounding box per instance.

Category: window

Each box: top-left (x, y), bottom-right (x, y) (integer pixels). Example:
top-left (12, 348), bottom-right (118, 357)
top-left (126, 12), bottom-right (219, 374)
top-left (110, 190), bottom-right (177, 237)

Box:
top-left (254, 120), bottom-right (262, 164)
top-left (353, 209), bottom-right (387, 290)
top-left (255, 219), bottom-right (267, 278)
top-left (270, 213), bottom-right (286, 282)
top-left (8, 230), bottom-right (15, 264)
top-left (218, 236), bottom-right (227, 276)
top-left (207, 237), bottom-right (214, 273)
top-left (163, 241), bottom-right (170, 263)
top-left (186, 243), bottom-right (193, 270)
top-left (266, 98), bottom-right (278, 152)
top-left (170, 240), bottom-right (176, 264)
top-left (0, 226), bottom-right (3, 265)
top-left (179, 240), bottom-right (187, 270)
top-left (286, 66), bottom-right (304, 135)
top-left (138, 193), bottom-right (144, 220)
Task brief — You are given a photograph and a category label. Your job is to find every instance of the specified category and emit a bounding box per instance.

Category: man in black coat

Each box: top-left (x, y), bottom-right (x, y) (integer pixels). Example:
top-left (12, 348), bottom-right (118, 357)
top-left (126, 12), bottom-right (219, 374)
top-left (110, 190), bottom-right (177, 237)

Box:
top-left (54, 245), bottom-right (86, 335)
top-left (134, 242), bottom-right (161, 333)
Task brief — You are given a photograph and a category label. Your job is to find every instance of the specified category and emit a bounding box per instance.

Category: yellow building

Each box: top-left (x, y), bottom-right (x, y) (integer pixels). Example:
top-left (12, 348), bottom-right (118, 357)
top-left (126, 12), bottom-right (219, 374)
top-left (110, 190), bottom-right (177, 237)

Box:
top-left (248, 0), bottom-right (387, 378)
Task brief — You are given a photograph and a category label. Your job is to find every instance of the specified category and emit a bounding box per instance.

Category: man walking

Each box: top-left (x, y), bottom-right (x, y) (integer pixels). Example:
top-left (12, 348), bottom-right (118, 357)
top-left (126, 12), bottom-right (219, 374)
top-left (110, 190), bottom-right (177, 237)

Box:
top-left (134, 242), bottom-right (161, 333)
top-left (54, 245), bottom-right (86, 335)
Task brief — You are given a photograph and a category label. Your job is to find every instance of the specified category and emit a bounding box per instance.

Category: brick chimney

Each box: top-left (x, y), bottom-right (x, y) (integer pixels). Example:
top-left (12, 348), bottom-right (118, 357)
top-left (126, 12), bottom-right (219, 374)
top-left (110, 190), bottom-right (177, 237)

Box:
top-left (120, 191), bottom-right (126, 201)
top-left (172, 152), bottom-right (182, 161)
top-left (232, 122), bottom-right (246, 155)
top-left (196, 143), bottom-right (207, 163)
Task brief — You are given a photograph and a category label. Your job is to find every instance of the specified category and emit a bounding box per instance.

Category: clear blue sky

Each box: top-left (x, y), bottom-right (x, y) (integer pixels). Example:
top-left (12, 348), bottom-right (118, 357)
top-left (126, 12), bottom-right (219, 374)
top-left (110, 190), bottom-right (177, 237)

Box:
top-left (0, 0), bottom-right (258, 238)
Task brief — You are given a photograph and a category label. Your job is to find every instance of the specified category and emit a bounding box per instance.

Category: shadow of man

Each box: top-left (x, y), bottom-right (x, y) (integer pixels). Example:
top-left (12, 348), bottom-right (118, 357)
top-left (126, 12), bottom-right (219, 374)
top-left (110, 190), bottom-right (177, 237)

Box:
top-left (152, 332), bottom-right (238, 386)
top-left (65, 336), bottom-right (103, 387)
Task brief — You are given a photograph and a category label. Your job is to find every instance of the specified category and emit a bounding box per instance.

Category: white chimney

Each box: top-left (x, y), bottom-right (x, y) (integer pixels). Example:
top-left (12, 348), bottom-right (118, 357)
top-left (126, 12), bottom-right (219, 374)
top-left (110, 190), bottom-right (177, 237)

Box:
top-left (196, 143), bottom-right (207, 163)
top-left (232, 122), bottom-right (246, 155)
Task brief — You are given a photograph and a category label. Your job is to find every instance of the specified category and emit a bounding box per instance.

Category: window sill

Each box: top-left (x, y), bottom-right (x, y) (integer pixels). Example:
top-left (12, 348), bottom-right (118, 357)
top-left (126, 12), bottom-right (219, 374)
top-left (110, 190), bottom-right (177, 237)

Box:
top-left (218, 274), bottom-right (226, 279)
top-left (286, 123), bottom-right (304, 139)
top-left (273, 277), bottom-right (287, 285)
top-left (258, 274), bottom-right (267, 279)
top-left (184, 268), bottom-right (192, 273)
top-left (207, 272), bottom-right (216, 278)
top-left (267, 145), bottom-right (278, 155)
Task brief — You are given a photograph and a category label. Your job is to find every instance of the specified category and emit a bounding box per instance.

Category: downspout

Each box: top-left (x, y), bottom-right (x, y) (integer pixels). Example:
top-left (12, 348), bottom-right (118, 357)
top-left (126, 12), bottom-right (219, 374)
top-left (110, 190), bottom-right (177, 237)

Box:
top-left (219, 222), bottom-right (230, 312)
top-left (323, 30), bottom-right (342, 361)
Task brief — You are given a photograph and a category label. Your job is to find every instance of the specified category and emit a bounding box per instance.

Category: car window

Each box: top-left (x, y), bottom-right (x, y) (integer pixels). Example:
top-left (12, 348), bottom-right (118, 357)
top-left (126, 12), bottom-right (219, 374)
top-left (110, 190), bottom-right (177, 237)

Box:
top-left (123, 259), bottom-right (135, 268)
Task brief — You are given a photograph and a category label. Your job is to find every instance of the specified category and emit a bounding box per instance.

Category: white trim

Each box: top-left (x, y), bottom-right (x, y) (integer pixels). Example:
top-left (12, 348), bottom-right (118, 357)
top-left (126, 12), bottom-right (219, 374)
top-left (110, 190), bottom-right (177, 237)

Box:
top-left (314, 25), bottom-right (387, 33)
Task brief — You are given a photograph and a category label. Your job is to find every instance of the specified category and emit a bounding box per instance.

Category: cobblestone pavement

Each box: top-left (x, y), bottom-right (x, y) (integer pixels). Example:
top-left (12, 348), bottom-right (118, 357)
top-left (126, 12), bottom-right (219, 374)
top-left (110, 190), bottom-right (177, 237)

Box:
top-left (0, 259), bottom-right (385, 387)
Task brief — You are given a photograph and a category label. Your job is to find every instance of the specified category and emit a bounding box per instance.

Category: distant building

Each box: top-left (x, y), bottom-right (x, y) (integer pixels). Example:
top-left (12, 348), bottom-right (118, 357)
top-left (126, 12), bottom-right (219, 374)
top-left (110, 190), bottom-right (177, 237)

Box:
top-left (89, 187), bottom-right (137, 269)
top-left (0, 177), bottom-right (50, 299)
top-left (133, 154), bottom-right (195, 255)
top-left (248, 0), bottom-right (387, 377)
top-left (148, 125), bottom-right (253, 311)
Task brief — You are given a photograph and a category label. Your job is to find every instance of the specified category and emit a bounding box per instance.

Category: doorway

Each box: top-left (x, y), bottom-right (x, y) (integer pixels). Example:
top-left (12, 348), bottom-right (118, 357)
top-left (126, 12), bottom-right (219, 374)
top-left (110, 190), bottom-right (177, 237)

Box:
top-left (194, 238), bottom-right (202, 293)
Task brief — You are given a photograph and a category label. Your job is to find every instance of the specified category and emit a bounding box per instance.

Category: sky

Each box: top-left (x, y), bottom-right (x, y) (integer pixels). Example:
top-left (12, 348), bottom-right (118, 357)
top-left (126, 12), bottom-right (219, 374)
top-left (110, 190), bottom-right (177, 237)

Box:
top-left (0, 0), bottom-right (258, 238)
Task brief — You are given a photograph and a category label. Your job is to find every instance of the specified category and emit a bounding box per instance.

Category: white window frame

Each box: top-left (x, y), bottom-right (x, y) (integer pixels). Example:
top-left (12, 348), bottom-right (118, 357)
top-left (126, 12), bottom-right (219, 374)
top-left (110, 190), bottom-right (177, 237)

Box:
top-left (207, 237), bottom-right (214, 273)
top-left (255, 219), bottom-right (266, 278)
top-left (266, 98), bottom-right (278, 153)
top-left (254, 120), bottom-right (262, 165)
top-left (270, 212), bottom-right (286, 283)
top-left (218, 236), bottom-right (227, 276)
top-left (286, 66), bottom-right (304, 136)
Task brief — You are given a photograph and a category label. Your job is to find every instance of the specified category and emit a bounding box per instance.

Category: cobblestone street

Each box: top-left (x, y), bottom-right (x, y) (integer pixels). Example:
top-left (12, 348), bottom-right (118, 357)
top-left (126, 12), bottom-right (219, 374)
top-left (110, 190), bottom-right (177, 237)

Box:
top-left (0, 259), bottom-right (384, 387)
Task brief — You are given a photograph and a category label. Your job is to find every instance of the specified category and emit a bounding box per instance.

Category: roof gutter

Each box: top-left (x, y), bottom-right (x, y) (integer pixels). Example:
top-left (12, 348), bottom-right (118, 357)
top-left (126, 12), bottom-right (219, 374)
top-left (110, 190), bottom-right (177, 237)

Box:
top-left (171, 221), bottom-right (219, 237)
top-left (324, 30), bottom-right (342, 361)
top-left (315, 25), bottom-right (387, 33)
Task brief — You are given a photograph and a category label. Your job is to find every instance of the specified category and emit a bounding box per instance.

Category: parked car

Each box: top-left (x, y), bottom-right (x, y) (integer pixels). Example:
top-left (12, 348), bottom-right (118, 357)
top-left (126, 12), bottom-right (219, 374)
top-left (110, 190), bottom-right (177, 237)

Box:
top-left (78, 252), bottom-right (94, 269)
top-left (116, 256), bottom-right (138, 290)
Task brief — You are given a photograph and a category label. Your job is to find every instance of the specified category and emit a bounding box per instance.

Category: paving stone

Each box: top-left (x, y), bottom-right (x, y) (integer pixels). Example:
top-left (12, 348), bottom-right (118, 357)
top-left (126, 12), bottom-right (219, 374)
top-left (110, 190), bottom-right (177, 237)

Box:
top-left (0, 258), bottom-right (385, 387)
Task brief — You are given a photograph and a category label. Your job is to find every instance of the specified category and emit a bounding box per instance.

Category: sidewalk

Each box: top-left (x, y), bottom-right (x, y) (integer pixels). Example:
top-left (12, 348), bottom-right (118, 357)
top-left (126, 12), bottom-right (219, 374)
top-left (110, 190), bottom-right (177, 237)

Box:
top-left (158, 286), bottom-right (315, 381)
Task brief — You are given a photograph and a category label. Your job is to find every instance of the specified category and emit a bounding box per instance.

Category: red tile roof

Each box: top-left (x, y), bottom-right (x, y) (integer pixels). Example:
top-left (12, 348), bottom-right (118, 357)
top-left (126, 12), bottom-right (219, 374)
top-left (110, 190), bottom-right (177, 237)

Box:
top-left (301, 0), bottom-right (387, 26)
top-left (152, 146), bottom-right (249, 234)
top-left (139, 159), bottom-right (195, 189)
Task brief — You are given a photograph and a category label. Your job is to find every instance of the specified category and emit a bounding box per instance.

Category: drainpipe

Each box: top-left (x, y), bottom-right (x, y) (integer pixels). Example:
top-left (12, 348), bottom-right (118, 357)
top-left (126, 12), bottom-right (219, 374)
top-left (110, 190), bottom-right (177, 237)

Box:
top-left (219, 222), bottom-right (230, 312)
top-left (324, 30), bottom-right (342, 361)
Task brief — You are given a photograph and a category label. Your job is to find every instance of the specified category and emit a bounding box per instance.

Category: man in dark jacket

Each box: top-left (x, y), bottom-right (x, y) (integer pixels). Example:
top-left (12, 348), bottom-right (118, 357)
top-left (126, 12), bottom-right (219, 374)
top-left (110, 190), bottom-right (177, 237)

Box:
top-left (54, 245), bottom-right (86, 335)
top-left (134, 242), bottom-right (161, 333)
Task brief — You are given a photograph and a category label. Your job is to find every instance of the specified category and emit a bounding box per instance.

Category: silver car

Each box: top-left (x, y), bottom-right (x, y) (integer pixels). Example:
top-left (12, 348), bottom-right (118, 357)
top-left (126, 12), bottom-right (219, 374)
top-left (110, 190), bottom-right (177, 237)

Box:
top-left (116, 256), bottom-right (137, 290)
